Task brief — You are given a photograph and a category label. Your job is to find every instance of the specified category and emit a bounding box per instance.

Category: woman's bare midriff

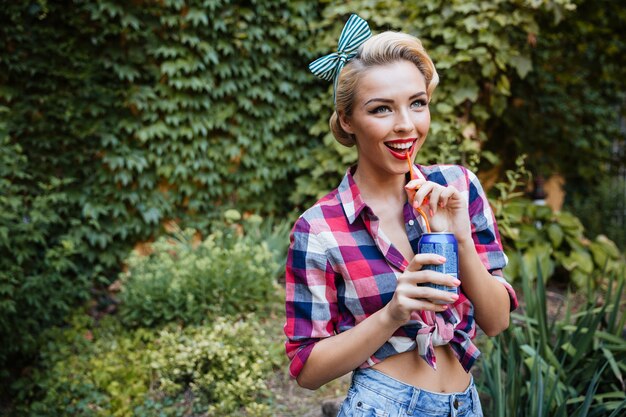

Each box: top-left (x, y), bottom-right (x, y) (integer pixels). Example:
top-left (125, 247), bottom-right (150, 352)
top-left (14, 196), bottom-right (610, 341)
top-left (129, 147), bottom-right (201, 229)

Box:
top-left (371, 345), bottom-right (471, 392)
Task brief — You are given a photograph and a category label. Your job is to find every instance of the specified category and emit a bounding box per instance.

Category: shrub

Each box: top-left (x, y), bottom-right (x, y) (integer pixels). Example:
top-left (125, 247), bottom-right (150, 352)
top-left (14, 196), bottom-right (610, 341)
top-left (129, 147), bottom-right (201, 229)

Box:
top-left (117, 213), bottom-right (281, 328)
top-left (17, 315), bottom-right (279, 417)
top-left (478, 266), bottom-right (626, 416)
top-left (501, 200), bottom-right (623, 288)
top-left (14, 315), bottom-right (154, 417)
top-left (141, 318), bottom-right (279, 417)
top-left (490, 158), bottom-right (624, 288)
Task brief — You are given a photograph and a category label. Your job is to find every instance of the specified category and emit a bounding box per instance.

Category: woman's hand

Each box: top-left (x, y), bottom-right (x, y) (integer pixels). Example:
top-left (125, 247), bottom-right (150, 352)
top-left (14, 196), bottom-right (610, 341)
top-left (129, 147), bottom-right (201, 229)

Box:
top-left (383, 253), bottom-right (461, 325)
top-left (405, 179), bottom-right (472, 244)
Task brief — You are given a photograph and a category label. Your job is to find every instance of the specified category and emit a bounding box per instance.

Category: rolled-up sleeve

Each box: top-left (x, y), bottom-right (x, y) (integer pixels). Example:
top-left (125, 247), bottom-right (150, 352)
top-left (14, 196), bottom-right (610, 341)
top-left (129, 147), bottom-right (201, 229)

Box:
top-left (464, 167), bottom-right (518, 311)
top-left (284, 218), bottom-right (338, 379)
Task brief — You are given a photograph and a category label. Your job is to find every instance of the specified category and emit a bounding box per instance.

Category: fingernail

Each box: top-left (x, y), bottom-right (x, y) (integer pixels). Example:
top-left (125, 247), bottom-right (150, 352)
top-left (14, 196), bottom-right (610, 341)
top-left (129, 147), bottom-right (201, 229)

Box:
top-left (429, 208), bottom-right (434, 217)
top-left (453, 279), bottom-right (461, 286)
top-left (438, 256), bottom-right (447, 263)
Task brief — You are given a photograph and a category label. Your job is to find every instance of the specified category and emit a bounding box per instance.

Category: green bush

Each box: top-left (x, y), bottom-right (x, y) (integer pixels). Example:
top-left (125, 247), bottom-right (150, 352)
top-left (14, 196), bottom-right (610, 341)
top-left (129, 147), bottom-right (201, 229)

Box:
top-left (142, 319), bottom-right (279, 417)
top-left (17, 315), bottom-right (279, 417)
top-left (490, 158), bottom-right (624, 288)
top-left (478, 266), bottom-right (626, 416)
top-left (501, 200), bottom-right (623, 288)
top-left (117, 213), bottom-right (281, 328)
top-left (14, 315), bottom-right (154, 417)
top-left (488, 0), bottom-right (626, 188)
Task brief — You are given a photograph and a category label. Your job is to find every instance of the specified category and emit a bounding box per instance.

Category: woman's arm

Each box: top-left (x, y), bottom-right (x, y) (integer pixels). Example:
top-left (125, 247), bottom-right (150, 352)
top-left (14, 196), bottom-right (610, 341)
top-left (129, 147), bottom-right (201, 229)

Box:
top-left (406, 169), bottom-right (515, 336)
top-left (297, 305), bottom-right (400, 390)
top-left (456, 238), bottom-right (510, 336)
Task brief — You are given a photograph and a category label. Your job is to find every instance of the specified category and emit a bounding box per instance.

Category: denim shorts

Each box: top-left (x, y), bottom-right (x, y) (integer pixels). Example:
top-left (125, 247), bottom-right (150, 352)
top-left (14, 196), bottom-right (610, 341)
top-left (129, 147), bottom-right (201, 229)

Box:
top-left (337, 368), bottom-right (483, 417)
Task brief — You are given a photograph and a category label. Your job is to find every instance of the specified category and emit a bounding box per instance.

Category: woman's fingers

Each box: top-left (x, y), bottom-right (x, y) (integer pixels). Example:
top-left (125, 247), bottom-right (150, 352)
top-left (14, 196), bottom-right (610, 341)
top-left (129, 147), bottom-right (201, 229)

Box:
top-left (399, 253), bottom-right (460, 306)
top-left (405, 180), bottom-right (450, 213)
top-left (438, 186), bottom-right (453, 207)
top-left (395, 295), bottom-right (450, 313)
top-left (405, 252), bottom-right (445, 272)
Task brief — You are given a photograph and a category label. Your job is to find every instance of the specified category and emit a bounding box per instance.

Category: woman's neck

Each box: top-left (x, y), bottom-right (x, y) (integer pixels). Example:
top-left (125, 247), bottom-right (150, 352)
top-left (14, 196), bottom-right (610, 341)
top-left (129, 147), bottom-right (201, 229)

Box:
top-left (353, 165), bottom-right (407, 209)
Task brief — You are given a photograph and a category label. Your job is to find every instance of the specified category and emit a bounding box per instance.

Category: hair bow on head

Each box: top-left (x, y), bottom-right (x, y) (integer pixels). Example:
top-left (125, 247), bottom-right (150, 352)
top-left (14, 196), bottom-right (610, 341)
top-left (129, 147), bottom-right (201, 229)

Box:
top-left (309, 14), bottom-right (372, 103)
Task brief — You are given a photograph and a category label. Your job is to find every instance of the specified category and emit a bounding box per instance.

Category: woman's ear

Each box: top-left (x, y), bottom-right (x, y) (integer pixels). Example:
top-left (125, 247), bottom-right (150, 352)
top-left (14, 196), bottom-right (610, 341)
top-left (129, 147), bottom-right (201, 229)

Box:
top-left (338, 111), bottom-right (354, 135)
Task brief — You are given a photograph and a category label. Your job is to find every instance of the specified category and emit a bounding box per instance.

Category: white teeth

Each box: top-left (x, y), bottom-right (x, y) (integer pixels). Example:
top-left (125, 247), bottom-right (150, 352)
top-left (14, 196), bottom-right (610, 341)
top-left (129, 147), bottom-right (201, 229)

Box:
top-left (387, 142), bottom-right (413, 150)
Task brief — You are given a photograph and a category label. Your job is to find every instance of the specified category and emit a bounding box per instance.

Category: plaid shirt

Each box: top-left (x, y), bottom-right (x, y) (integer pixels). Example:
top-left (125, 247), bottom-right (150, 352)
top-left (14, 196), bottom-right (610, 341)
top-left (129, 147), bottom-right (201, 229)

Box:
top-left (284, 164), bottom-right (518, 379)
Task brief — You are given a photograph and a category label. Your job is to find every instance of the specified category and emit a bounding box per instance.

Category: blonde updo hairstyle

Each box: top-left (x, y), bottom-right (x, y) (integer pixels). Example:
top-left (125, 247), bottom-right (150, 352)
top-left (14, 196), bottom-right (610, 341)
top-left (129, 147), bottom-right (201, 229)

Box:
top-left (330, 32), bottom-right (439, 147)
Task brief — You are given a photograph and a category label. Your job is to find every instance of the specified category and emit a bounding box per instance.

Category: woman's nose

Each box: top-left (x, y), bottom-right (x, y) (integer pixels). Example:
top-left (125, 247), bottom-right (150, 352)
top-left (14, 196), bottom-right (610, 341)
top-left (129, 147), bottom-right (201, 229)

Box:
top-left (394, 110), bottom-right (413, 132)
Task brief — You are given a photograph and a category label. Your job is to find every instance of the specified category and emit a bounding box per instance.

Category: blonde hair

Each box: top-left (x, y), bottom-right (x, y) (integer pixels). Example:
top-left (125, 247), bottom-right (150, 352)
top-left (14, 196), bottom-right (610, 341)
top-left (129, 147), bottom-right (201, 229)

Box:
top-left (330, 31), bottom-right (439, 147)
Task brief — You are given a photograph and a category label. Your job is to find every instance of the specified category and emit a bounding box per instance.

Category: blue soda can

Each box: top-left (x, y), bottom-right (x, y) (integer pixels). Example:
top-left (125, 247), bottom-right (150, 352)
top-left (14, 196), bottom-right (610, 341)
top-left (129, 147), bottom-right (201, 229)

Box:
top-left (417, 232), bottom-right (459, 304)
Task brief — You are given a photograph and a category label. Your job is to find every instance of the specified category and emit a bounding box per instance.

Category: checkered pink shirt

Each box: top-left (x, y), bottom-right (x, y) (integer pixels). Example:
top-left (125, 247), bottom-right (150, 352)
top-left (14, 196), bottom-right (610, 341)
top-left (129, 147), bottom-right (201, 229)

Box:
top-left (284, 164), bottom-right (518, 379)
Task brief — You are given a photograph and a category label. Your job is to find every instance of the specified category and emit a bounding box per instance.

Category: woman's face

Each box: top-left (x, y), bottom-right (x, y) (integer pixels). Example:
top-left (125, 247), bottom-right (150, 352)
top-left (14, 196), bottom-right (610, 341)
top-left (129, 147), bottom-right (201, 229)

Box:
top-left (340, 60), bottom-right (430, 178)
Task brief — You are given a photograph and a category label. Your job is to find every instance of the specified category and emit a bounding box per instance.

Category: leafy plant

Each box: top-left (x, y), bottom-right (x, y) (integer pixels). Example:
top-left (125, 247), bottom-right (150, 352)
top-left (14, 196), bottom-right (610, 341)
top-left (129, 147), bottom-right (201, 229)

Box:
top-left (490, 157), bottom-right (624, 288)
top-left (478, 264), bottom-right (626, 416)
top-left (501, 200), bottom-right (623, 287)
top-left (0, 132), bottom-right (89, 381)
top-left (117, 212), bottom-right (281, 328)
top-left (16, 314), bottom-right (280, 417)
top-left (144, 318), bottom-right (279, 417)
top-left (13, 314), bottom-right (154, 417)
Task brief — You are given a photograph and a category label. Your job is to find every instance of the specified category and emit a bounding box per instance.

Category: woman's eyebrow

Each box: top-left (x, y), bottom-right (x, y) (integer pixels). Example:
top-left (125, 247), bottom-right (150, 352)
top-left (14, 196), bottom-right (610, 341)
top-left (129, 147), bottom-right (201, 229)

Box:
top-left (363, 91), bottom-right (427, 106)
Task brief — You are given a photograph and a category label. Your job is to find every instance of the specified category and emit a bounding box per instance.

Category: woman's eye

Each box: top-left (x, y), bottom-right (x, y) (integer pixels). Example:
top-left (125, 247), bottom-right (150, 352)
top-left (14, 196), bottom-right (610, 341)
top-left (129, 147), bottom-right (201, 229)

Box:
top-left (369, 106), bottom-right (390, 114)
top-left (411, 99), bottom-right (427, 109)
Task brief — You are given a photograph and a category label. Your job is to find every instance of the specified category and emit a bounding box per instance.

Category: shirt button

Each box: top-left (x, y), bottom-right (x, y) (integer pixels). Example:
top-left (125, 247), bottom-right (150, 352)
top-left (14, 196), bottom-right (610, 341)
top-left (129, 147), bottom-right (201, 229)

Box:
top-left (408, 219), bottom-right (415, 226)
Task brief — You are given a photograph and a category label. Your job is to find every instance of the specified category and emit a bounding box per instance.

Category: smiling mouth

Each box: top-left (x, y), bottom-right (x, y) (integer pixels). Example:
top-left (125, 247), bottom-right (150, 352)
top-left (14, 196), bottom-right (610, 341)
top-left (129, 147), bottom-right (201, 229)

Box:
top-left (385, 139), bottom-right (417, 159)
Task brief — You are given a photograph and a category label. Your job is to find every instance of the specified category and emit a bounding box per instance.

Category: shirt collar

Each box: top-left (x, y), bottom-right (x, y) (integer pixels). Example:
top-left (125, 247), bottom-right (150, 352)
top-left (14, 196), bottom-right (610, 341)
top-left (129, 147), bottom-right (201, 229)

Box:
top-left (337, 166), bottom-right (368, 224)
top-left (337, 164), bottom-right (428, 224)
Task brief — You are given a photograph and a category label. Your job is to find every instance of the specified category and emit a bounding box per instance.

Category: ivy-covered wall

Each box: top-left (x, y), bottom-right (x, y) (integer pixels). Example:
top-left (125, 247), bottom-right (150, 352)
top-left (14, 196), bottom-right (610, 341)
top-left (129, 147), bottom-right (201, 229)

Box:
top-left (1, 0), bottom-right (321, 375)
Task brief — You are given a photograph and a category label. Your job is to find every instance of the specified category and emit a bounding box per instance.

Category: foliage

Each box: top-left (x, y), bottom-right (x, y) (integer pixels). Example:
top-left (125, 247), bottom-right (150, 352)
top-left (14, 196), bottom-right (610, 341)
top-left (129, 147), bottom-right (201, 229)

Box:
top-left (1, 0), bottom-right (624, 410)
top-left (0, 131), bottom-right (89, 377)
top-left (478, 265), bottom-right (626, 416)
top-left (566, 176), bottom-right (626, 250)
top-left (15, 314), bottom-right (280, 417)
top-left (486, 0), bottom-right (626, 187)
top-left (117, 212), bottom-right (281, 328)
top-left (490, 159), bottom-right (624, 288)
top-left (291, 0), bottom-right (576, 205)
top-left (142, 319), bottom-right (279, 417)
top-left (12, 314), bottom-right (154, 417)
top-left (0, 0), bottom-right (318, 376)
top-left (501, 201), bottom-right (623, 288)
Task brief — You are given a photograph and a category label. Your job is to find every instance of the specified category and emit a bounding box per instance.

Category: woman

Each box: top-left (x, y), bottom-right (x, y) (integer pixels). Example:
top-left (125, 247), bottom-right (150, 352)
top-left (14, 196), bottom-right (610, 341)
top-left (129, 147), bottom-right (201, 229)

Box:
top-left (284, 14), bottom-right (518, 416)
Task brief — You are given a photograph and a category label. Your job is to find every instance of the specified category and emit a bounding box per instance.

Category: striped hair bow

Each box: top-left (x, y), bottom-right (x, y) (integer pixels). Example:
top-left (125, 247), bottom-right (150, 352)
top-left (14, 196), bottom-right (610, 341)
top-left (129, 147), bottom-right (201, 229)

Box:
top-left (309, 14), bottom-right (372, 103)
